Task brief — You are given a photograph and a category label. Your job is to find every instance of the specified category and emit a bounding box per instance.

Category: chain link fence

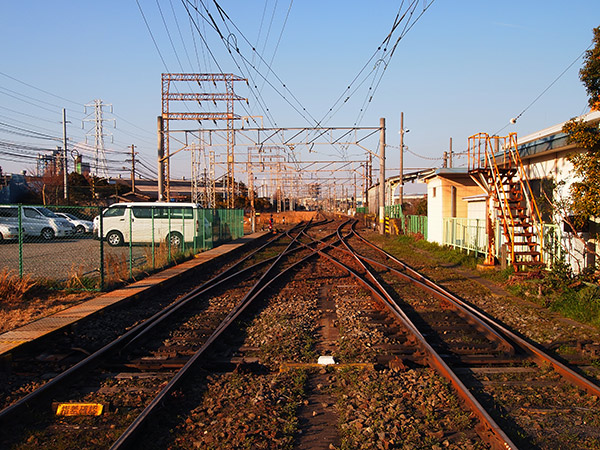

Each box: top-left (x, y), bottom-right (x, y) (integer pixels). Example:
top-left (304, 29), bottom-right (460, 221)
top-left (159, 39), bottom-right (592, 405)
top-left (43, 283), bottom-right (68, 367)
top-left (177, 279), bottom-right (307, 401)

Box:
top-left (0, 204), bottom-right (244, 291)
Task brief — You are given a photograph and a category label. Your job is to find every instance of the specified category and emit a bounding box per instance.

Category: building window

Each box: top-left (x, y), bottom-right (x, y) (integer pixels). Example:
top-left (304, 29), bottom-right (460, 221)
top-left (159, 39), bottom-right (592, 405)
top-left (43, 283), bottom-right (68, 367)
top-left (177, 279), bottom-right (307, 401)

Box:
top-left (432, 187), bottom-right (436, 198)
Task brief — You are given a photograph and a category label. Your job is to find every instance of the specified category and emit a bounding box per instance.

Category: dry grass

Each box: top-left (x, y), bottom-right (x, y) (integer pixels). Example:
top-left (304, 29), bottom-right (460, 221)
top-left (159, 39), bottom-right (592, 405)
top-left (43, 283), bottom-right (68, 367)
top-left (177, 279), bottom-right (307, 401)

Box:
top-left (0, 268), bottom-right (93, 333)
top-left (104, 252), bottom-right (132, 287)
top-left (142, 243), bottom-right (171, 271)
top-left (0, 268), bottom-right (38, 306)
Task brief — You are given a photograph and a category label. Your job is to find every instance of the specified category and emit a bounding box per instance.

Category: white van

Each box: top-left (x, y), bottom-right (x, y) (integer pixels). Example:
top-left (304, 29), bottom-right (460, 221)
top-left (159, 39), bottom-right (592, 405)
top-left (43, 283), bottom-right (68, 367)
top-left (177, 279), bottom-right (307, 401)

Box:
top-left (94, 202), bottom-right (208, 247)
top-left (0, 205), bottom-right (75, 240)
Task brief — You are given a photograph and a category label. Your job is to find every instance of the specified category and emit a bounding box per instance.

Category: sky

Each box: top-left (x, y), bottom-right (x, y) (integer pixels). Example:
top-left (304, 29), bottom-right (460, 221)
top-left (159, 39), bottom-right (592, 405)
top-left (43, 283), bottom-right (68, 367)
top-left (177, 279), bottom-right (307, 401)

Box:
top-left (0, 0), bottom-right (599, 195)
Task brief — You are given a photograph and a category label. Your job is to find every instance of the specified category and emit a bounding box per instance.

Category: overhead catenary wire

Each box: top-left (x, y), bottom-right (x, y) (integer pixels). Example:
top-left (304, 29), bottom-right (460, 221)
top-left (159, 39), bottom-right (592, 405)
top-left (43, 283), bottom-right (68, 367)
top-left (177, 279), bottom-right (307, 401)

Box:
top-left (188, 0), bottom-right (318, 127)
top-left (136, 0), bottom-right (170, 71)
top-left (169, 0), bottom-right (196, 71)
top-left (353, 0), bottom-right (436, 127)
top-left (258, 0), bottom-right (293, 95)
top-left (181, 0), bottom-right (278, 128)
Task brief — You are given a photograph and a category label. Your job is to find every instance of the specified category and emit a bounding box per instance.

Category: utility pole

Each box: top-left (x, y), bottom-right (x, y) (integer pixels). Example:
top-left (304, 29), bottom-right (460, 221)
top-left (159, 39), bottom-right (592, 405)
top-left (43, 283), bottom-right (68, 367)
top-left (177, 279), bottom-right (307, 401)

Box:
top-left (128, 144), bottom-right (137, 192)
top-left (353, 172), bottom-right (357, 211)
top-left (62, 108), bottom-right (69, 202)
top-left (157, 116), bottom-right (165, 201)
top-left (399, 112), bottom-right (404, 207)
top-left (161, 74), bottom-right (246, 207)
top-left (363, 161), bottom-right (369, 211)
top-left (449, 137), bottom-right (453, 168)
top-left (248, 165), bottom-right (255, 232)
top-left (379, 117), bottom-right (386, 235)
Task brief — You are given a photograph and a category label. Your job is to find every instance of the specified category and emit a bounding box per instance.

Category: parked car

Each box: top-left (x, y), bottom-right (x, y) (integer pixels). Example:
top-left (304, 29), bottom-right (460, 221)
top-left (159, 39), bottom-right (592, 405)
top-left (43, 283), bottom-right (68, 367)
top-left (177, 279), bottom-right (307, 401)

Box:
top-left (0, 223), bottom-right (18, 242)
top-left (55, 212), bottom-right (94, 234)
top-left (0, 205), bottom-right (75, 240)
top-left (94, 202), bottom-right (209, 247)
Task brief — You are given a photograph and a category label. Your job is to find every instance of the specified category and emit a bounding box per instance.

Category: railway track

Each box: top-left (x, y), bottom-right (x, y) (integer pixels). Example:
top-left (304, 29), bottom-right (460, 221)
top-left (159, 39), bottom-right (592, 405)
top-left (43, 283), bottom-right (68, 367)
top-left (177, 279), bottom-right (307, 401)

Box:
top-left (1, 215), bottom-right (599, 449)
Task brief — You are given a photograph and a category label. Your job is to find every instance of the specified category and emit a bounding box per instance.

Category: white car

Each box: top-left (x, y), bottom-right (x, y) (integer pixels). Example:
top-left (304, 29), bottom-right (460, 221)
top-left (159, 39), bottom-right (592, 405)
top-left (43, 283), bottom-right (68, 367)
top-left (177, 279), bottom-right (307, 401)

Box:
top-left (55, 212), bottom-right (94, 234)
top-left (0, 223), bottom-right (18, 242)
top-left (94, 202), bottom-right (209, 247)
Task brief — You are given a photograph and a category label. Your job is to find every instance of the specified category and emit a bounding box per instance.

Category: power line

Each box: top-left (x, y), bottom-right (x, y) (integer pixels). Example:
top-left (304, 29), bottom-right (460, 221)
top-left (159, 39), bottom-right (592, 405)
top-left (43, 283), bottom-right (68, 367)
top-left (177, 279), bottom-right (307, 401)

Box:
top-left (0, 71), bottom-right (83, 107)
top-left (156, 0), bottom-right (187, 71)
top-left (169, 0), bottom-right (196, 70)
top-left (190, 0), bottom-right (317, 126)
top-left (136, 0), bottom-right (170, 71)
top-left (182, 0), bottom-right (277, 128)
top-left (494, 43), bottom-right (594, 135)
top-left (0, 120), bottom-right (62, 141)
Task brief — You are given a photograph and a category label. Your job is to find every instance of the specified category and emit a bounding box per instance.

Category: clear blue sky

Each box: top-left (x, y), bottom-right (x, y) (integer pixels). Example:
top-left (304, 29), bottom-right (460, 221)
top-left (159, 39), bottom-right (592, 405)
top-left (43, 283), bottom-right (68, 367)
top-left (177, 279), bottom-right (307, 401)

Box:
top-left (1, 1), bottom-right (598, 193)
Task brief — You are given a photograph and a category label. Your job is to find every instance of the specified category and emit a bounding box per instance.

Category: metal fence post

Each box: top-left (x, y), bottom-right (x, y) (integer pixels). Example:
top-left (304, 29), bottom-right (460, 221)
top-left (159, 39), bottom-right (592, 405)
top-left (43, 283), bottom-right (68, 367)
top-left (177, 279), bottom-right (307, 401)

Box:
top-left (168, 208), bottom-right (172, 263)
top-left (475, 219), bottom-right (480, 254)
top-left (128, 208), bottom-right (133, 279)
top-left (99, 207), bottom-right (105, 291)
top-left (18, 204), bottom-right (23, 278)
top-left (151, 207), bottom-right (155, 270)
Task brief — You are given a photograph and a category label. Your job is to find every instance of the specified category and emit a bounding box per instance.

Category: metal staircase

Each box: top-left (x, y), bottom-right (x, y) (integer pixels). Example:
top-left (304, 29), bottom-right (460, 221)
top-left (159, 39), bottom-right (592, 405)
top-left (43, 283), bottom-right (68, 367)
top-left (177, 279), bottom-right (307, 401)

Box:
top-left (468, 133), bottom-right (545, 273)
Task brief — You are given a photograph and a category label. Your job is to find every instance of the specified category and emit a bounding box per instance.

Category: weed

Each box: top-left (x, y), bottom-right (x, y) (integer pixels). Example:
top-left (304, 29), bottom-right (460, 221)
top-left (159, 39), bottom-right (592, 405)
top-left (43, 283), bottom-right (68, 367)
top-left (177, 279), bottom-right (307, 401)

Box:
top-left (550, 286), bottom-right (600, 327)
top-left (0, 268), bottom-right (38, 305)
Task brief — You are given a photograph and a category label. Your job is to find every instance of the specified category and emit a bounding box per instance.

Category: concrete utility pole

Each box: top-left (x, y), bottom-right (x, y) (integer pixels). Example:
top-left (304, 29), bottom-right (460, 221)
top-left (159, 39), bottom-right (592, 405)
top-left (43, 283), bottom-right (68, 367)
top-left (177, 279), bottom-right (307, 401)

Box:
top-left (62, 108), bottom-right (68, 202)
top-left (129, 144), bottom-right (137, 192)
top-left (449, 137), bottom-right (453, 168)
top-left (379, 117), bottom-right (386, 235)
top-left (157, 116), bottom-right (165, 201)
top-left (353, 173), bottom-right (357, 210)
top-left (399, 112), bottom-right (404, 207)
top-left (363, 161), bottom-right (369, 211)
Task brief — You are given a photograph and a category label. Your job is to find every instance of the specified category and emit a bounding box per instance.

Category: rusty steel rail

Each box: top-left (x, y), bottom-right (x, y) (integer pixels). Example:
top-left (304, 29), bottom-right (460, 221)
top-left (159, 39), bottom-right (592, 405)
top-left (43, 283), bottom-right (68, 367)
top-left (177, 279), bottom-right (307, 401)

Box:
top-left (0, 221), bottom-right (311, 426)
top-left (333, 224), bottom-right (516, 355)
top-left (294, 221), bottom-right (517, 450)
top-left (109, 220), bottom-right (334, 449)
top-left (350, 224), bottom-right (600, 399)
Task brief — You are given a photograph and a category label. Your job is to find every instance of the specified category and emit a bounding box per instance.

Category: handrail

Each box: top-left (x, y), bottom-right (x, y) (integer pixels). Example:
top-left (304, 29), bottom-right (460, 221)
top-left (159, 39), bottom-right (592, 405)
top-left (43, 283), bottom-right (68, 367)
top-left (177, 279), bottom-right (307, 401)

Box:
top-left (468, 132), bottom-right (545, 269)
top-left (507, 133), bottom-right (545, 263)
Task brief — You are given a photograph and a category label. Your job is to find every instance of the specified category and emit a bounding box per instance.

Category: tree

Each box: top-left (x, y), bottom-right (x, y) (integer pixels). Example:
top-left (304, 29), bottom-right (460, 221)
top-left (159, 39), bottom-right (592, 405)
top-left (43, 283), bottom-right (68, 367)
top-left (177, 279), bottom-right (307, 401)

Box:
top-left (562, 25), bottom-right (600, 223)
top-left (580, 26), bottom-right (600, 110)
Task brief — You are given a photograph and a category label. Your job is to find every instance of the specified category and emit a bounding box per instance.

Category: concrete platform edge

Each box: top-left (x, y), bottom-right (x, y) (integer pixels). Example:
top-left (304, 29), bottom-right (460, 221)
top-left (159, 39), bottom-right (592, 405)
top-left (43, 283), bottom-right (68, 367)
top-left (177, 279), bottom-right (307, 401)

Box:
top-left (0, 232), bottom-right (269, 356)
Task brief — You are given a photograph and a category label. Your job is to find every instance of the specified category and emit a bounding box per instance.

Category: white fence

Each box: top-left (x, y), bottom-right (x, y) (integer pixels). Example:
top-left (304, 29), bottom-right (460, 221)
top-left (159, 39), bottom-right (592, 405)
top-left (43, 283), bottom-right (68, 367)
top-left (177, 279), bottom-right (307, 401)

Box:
top-left (442, 218), bottom-right (564, 269)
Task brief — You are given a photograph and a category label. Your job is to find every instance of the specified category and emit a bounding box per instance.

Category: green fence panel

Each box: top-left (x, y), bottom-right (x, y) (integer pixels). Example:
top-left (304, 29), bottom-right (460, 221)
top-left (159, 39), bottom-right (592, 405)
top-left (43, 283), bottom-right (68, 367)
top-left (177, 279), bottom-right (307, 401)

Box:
top-left (407, 215), bottom-right (427, 239)
top-left (0, 204), bottom-right (104, 291)
top-left (1, 203), bottom-right (245, 292)
top-left (384, 204), bottom-right (404, 219)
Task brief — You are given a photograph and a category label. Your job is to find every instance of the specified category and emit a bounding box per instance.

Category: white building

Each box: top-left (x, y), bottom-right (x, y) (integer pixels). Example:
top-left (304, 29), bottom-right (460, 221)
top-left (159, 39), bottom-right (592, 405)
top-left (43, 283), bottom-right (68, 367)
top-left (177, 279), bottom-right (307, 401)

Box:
top-left (424, 110), bottom-right (600, 273)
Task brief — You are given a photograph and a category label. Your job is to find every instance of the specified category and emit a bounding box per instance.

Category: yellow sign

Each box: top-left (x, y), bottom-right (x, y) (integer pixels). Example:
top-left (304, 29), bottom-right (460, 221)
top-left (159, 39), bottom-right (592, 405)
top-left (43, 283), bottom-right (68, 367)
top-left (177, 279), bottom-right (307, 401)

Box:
top-left (56, 403), bottom-right (104, 416)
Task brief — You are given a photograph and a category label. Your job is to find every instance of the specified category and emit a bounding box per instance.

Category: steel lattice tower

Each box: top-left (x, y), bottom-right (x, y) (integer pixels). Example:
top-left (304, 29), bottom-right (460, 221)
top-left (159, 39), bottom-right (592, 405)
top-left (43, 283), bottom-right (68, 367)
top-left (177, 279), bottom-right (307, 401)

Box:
top-left (84, 99), bottom-right (114, 179)
top-left (160, 73), bottom-right (246, 206)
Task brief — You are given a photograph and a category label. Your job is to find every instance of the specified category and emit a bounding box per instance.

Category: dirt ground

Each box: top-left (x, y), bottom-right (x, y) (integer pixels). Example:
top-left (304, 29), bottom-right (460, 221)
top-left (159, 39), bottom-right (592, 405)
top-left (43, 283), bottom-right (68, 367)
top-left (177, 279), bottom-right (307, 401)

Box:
top-left (0, 290), bottom-right (93, 334)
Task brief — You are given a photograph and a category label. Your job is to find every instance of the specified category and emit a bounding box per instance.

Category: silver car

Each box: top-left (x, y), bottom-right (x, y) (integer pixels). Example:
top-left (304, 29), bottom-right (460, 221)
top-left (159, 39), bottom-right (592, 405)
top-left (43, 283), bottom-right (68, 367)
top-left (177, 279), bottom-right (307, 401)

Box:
top-left (0, 205), bottom-right (75, 240)
top-left (55, 212), bottom-right (94, 234)
top-left (0, 223), bottom-right (18, 242)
